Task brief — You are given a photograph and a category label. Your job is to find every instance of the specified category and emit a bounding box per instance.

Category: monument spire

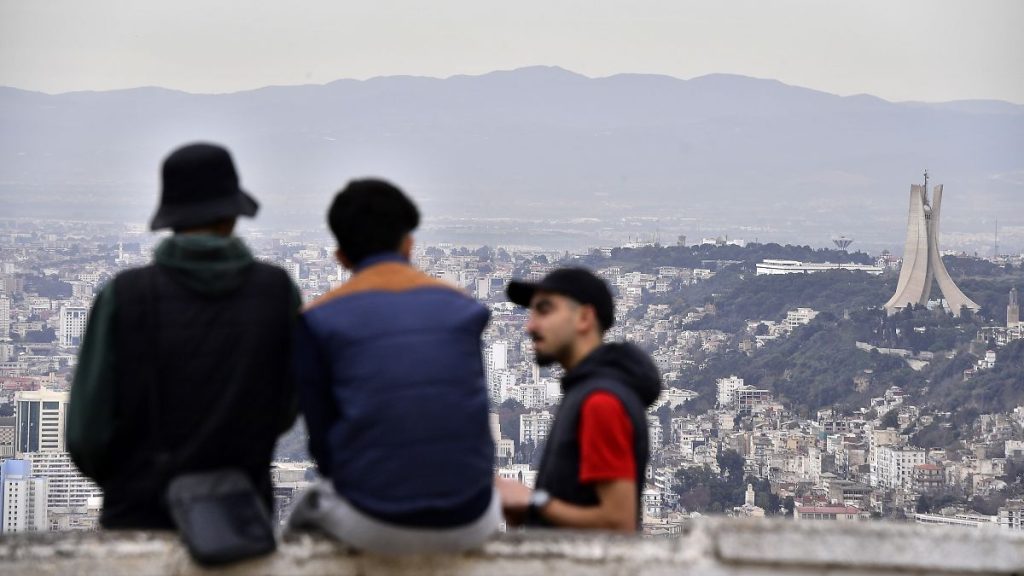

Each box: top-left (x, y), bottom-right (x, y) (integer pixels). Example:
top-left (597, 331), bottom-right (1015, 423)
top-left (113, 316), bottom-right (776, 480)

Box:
top-left (883, 175), bottom-right (980, 317)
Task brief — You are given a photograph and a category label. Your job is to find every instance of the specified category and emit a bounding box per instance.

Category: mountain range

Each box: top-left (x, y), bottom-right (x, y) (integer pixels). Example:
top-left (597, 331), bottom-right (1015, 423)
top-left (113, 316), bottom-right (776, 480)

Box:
top-left (1, 66), bottom-right (1021, 248)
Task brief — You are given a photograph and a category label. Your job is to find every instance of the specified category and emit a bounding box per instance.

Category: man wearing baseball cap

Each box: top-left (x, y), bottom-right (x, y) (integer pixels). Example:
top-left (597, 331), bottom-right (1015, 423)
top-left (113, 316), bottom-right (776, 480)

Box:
top-left (498, 268), bottom-right (661, 532)
top-left (68, 142), bottom-right (300, 528)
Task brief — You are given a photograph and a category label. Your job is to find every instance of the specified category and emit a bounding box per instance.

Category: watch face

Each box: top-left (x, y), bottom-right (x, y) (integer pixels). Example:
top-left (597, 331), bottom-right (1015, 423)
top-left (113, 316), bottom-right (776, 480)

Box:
top-left (531, 489), bottom-right (551, 509)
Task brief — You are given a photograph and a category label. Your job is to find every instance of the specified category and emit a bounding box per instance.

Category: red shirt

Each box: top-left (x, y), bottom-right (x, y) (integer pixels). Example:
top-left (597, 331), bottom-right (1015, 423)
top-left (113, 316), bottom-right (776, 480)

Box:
top-left (578, 391), bottom-right (636, 484)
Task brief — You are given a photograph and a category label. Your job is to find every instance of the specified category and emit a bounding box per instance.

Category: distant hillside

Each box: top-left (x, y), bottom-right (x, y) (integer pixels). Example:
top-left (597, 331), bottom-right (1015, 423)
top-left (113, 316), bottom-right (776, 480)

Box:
top-left (677, 312), bottom-right (924, 417)
top-left (574, 242), bottom-right (874, 272)
top-left (585, 243), bottom-right (1024, 416)
top-left (921, 338), bottom-right (1024, 414)
top-left (678, 308), bottom-right (1024, 418)
top-left (1, 67), bottom-right (1022, 243)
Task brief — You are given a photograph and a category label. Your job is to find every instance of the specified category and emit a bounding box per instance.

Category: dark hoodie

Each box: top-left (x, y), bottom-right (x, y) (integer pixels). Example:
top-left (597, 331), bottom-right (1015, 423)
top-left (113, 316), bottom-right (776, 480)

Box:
top-left (68, 235), bottom-right (300, 528)
top-left (528, 342), bottom-right (662, 529)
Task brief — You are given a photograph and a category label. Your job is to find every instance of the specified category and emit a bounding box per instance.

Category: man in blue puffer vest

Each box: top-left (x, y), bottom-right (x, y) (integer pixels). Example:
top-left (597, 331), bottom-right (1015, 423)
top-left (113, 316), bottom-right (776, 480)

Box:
top-left (288, 179), bottom-right (498, 553)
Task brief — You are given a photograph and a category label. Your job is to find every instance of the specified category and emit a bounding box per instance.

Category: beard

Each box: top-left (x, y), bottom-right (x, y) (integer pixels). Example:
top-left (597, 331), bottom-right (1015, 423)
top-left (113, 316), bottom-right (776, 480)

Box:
top-left (534, 351), bottom-right (557, 367)
top-left (533, 338), bottom-right (570, 368)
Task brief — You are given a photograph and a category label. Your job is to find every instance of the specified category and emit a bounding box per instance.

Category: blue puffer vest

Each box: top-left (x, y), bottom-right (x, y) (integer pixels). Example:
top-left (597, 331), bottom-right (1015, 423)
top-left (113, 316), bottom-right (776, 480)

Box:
top-left (297, 253), bottom-right (495, 527)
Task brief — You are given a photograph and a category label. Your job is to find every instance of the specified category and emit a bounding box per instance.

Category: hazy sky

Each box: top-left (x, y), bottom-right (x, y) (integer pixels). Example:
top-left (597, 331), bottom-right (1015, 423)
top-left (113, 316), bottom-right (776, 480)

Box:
top-left (2, 0), bottom-right (1022, 103)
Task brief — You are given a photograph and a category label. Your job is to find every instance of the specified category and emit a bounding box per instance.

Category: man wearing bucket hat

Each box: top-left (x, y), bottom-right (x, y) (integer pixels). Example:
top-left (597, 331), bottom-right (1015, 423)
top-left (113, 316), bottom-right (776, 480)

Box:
top-left (68, 142), bottom-right (300, 528)
top-left (497, 268), bottom-right (661, 532)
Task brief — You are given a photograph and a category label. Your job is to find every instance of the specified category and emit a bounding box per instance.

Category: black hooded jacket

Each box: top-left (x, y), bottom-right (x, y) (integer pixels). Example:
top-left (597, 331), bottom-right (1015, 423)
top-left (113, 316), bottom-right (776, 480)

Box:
top-left (529, 342), bottom-right (662, 528)
top-left (69, 235), bottom-right (300, 529)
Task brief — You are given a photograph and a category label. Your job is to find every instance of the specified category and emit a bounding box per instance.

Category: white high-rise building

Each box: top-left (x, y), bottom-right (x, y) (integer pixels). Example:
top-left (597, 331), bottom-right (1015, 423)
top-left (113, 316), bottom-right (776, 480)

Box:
top-left (15, 389), bottom-right (70, 454)
top-left (867, 427), bottom-right (900, 487)
top-left (0, 416), bottom-right (15, 458)
top-left (489, 341), bottom-right (508, 372)
top-left (487, 369), bottom-right (516, 407)
top-left (0, 296), bottom-right (11, 338)
top-left (1009, 287), bottom-right (1020, 328)
top-left (476, 277), bottom-right (491, 299)
top-left (874, 445), bottom-right (927, 490)
top-left (284, 261), bottom-right (301, 283)
top-left (0, 339), bottom-right (14, 363)
top-left (997, 500), bottom-right (1023, 531)
top-left (520, 411), bottom-right (553, 445)
top-left (24, 452), bottom-right (103, 512)
top-left (59, 305), bottom-right (88, 348)
top-left (489, 413), bottom-right (501, 445)
top-left (647, 414), bottom-right (663, 447)
top-left (485, 341), bottom-right (511, 406)
top-left (1, 459), bottom-right (48, 533)
top-left (717, 376), bottom-right (745, 408)
top-left (512, 383), bottom-right (548, 409)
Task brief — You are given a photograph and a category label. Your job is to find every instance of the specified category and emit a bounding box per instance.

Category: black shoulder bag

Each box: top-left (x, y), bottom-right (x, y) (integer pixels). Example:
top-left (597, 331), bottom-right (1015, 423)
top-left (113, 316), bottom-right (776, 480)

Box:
top-left (145, 267), bottom-right (276, 566)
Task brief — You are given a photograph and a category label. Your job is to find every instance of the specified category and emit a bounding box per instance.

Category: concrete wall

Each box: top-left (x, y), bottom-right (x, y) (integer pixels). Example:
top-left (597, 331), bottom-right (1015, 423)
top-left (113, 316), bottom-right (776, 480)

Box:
top-left (1, 518), bottom-right (1023, 576)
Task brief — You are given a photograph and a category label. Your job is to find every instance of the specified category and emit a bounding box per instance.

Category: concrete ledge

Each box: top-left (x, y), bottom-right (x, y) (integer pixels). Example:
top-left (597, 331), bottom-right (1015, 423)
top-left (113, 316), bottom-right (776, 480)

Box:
top-left (1, 518), bottom-right (1023, 575)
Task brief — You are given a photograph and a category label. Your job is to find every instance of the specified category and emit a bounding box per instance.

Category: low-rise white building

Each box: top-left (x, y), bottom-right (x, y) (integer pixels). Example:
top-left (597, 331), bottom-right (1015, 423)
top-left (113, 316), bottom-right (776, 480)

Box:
top-left (795, 505), bottom-right (860, 522)
top-left (755, 260), bottom-right (883, 276)
top-left (784, 308), bottom-right (819, 330)
top-left (915, 512), bottom-right (996, 529)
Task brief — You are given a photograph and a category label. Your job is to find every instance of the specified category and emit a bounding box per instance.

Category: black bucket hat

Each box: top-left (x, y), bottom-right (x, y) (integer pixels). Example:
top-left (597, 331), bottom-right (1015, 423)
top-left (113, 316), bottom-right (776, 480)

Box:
top-left (507, 267), bottom-right (616, 331)
top-left (149, 143), bottom-right (259, 231)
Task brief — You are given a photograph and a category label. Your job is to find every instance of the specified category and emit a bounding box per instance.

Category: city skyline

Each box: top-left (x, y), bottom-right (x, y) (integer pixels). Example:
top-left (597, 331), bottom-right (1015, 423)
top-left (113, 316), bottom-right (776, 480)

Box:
top-left (0, 216), bottom-right (1022, 538)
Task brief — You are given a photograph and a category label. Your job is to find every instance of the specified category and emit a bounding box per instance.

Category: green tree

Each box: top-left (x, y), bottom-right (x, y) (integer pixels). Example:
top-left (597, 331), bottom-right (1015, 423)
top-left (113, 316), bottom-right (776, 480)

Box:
top-left (916, 494), bottom-right (931, 513)
top-left (880, 409), bottom-right (899, 429)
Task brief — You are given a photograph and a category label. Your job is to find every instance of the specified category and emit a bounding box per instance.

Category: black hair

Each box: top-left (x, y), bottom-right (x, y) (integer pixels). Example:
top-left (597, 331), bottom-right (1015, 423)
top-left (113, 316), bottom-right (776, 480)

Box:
top-left (327, 179), bottom-right (420, 266)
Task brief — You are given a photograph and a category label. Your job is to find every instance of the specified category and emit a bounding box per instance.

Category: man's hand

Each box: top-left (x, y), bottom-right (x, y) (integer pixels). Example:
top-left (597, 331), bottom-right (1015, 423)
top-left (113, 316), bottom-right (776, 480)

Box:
top-left (496, 477), bottom-right (531, 526)
top-left (495, 477), bottom-right (637, 532)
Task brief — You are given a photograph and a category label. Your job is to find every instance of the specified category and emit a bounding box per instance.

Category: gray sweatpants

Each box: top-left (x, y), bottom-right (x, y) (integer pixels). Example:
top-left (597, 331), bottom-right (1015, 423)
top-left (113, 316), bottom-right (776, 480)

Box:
top-left (287, 480), bottom-right (500, 555)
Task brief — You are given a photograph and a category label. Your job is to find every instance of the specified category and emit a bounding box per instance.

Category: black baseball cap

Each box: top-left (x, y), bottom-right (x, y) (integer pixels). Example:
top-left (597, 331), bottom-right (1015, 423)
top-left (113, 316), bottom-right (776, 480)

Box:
top-left (506, 267), bottom-right (615, 331)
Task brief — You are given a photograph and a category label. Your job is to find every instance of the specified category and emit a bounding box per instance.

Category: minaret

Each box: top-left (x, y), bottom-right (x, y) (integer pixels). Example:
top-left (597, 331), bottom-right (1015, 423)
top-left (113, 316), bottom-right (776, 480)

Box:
top-left (1009, 287), bottom-right (1020, 328)
top-left (745, 483), bottom-right (755, 507)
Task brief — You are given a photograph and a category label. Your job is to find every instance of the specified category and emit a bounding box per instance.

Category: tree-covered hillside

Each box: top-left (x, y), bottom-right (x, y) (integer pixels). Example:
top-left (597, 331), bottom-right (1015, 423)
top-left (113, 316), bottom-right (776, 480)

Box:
top-left (580, 244), bottom-right (1024, 417)
top-left (574, 243), bottom-right (873, 273)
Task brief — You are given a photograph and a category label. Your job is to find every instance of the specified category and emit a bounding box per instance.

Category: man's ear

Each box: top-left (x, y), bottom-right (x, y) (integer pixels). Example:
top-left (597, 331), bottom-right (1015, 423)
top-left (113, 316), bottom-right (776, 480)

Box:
top-left (399, 234), bottom-right (414, 259)
top-left (577, 304), bottom-right (599, 335)
top-left (335, 248), bottom-right (354, 270)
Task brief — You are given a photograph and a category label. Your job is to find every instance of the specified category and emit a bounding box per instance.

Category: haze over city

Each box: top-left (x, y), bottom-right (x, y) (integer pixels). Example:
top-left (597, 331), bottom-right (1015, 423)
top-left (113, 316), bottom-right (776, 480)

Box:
top-left (2, 0), bottom-right (1023, 254)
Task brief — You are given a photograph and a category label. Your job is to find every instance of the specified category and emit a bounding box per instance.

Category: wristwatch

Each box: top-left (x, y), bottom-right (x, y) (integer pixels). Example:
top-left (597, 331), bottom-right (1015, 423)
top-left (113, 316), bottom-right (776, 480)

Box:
top-left (528, 489), bottom-right (551, 516)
